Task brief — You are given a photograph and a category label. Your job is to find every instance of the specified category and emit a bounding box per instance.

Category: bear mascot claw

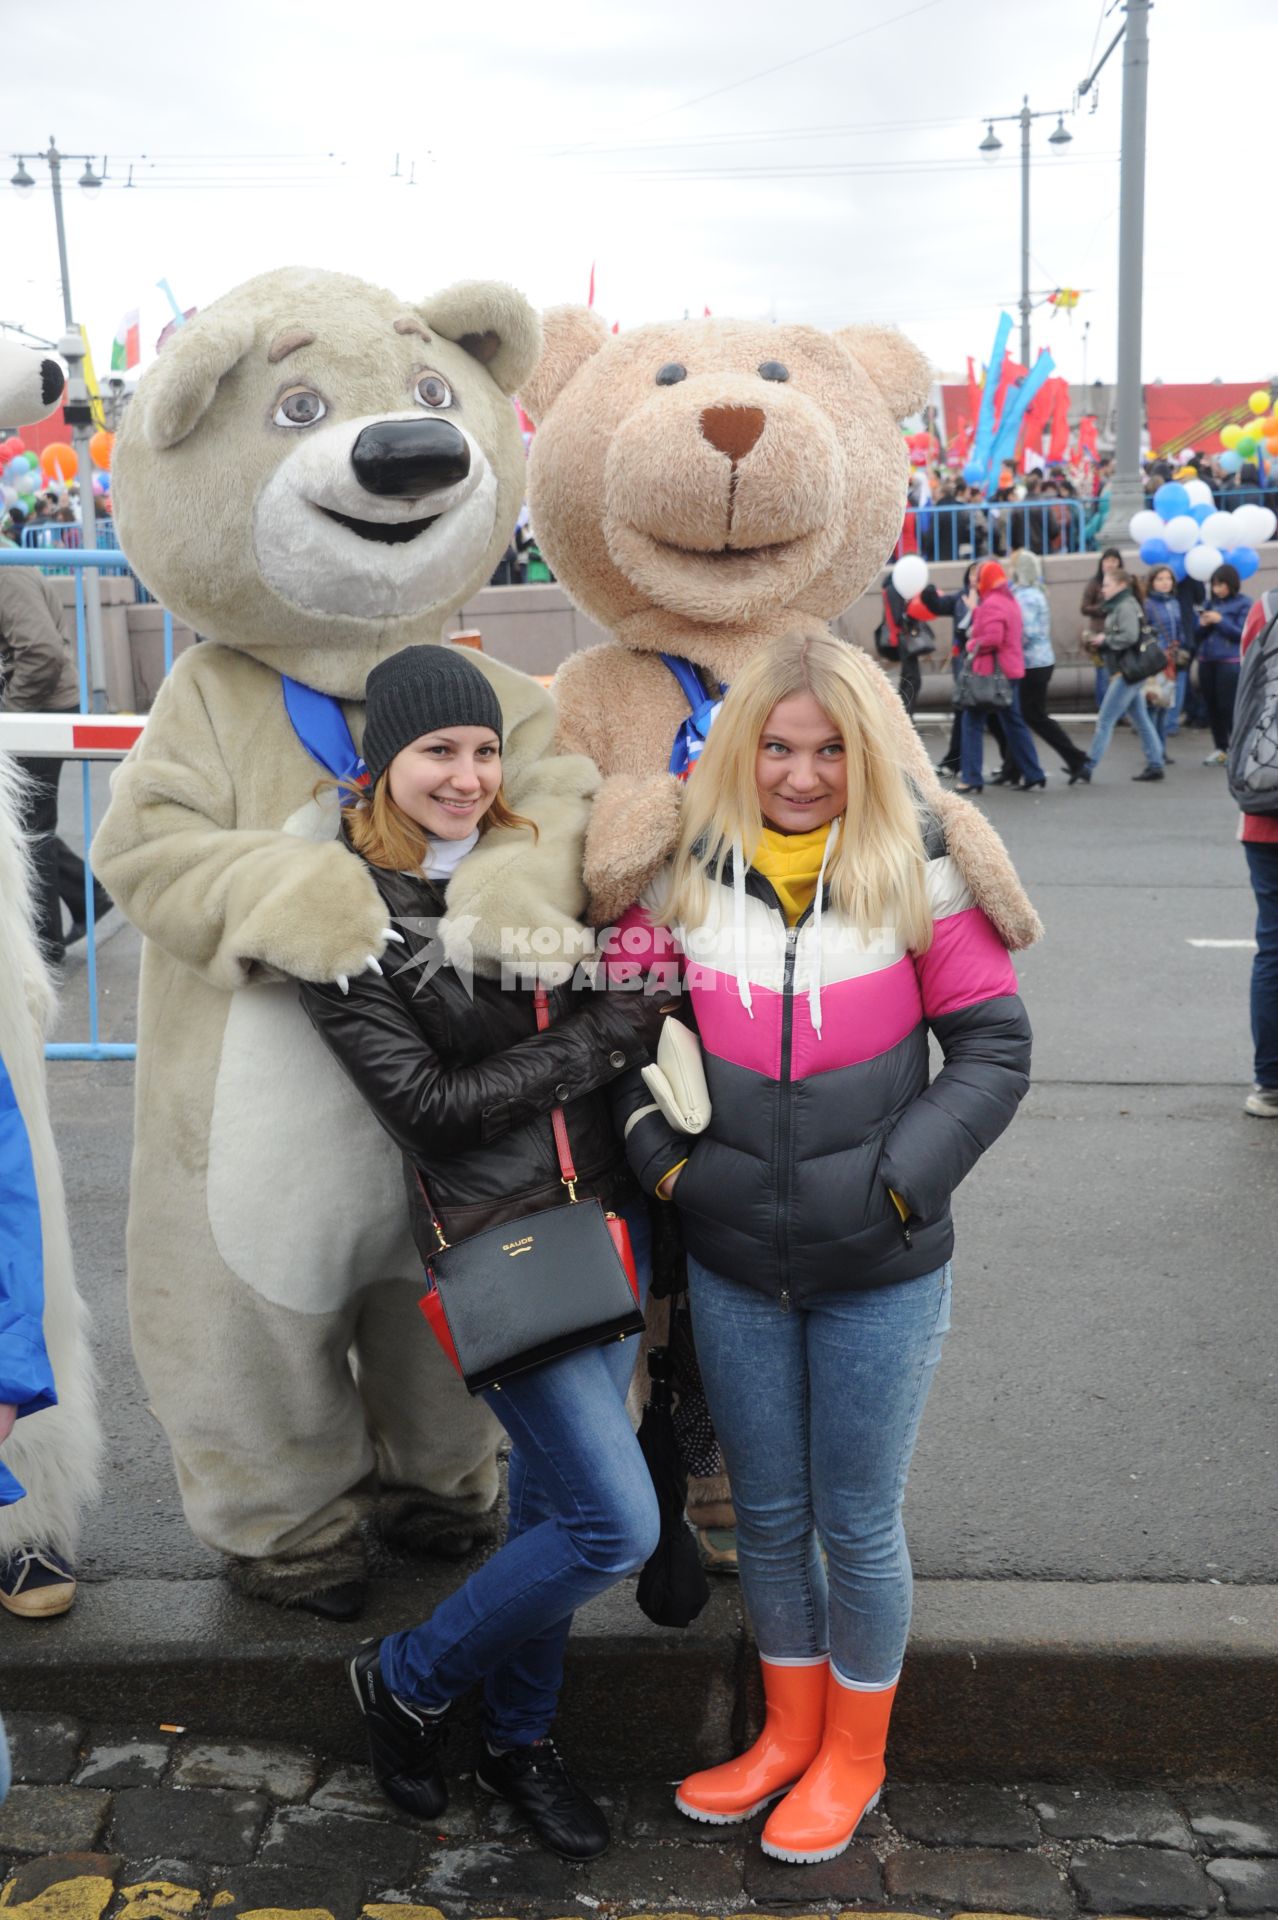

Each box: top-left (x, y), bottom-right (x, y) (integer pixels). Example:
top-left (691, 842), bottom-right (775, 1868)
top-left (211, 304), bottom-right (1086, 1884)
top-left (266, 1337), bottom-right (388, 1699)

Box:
top-left (0, 339), bottom-right (103, 1617)
top-left (521, 307), bottom-right (1042, 948)
top-left (91, 270), bottom-right (600, 1615)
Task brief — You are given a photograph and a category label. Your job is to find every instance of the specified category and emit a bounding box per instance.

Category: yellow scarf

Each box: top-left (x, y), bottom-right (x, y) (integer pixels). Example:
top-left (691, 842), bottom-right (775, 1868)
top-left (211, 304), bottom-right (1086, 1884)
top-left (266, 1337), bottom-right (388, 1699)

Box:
top-left (752, 823), bottom-right (835, 926)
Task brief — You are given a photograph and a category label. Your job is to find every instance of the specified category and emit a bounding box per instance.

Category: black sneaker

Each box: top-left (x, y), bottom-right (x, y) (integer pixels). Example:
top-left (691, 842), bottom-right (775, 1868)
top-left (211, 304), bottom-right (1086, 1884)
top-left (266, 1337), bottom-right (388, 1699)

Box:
top-left (346, 1639), bottom-right (449, 1817)
top-left (0, 1548), bottom-right (76, 1618)
top-left (476, 1737), bottom-right (610, 1859)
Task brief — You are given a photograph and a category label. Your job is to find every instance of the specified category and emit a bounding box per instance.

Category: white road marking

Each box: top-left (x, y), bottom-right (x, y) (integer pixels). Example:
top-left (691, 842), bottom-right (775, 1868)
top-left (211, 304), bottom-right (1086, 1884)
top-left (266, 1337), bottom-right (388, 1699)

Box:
top-left (1186, 938), bottom-right (1258, 950)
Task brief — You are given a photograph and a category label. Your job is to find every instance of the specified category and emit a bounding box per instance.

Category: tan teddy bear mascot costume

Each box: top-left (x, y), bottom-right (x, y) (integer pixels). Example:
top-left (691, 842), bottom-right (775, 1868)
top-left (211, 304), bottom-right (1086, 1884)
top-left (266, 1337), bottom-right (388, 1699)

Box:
top-left (0, 340), bottom-right (103, 1618)
top-left (519, 310), bottom-right (1042, 1543)
top-left (521, 308), bottom-right (1041, 948)
top-left (92, 270), bottom-right (599, 1618)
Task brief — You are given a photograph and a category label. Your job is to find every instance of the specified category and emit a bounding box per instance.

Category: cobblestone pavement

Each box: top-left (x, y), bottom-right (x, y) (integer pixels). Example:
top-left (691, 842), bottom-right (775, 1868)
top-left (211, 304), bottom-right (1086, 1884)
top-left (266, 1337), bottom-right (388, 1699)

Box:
top-left (0, 1715), bottom-right (1275, 1919)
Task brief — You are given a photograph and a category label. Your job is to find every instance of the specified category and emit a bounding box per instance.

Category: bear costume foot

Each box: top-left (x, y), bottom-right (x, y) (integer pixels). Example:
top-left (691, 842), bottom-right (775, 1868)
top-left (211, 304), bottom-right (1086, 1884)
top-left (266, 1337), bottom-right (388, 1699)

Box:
top-left (225, 1534), bottom-right (369, 1621)
top-left (375, 1487), bottom-right (504, 1565)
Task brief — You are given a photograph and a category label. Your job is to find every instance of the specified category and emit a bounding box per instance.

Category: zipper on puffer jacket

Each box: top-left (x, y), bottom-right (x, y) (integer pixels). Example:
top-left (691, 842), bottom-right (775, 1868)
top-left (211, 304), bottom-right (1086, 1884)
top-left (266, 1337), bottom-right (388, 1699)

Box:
top-left (775, 898), bottom-right (818, 1312)
top-left (776, 923), bottom-right (799, 1310)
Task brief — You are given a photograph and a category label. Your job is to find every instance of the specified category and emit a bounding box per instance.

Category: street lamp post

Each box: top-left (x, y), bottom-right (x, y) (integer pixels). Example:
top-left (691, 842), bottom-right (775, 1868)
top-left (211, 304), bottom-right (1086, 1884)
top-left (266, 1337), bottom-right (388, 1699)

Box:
top-left (979, 101), bottom-right (1073, 371)
top-left (1101, 0), bottom-right (1152, 543)
top-left (10, 137), bottom-right (108, 707)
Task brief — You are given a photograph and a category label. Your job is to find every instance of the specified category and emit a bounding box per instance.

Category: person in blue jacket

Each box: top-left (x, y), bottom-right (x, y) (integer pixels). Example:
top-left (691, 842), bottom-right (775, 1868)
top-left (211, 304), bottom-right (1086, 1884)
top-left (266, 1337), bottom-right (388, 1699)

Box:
top-left (1195, 564), bottom-right (1252, 765)
top-left (0, 1054), bottom-right (58, 1497)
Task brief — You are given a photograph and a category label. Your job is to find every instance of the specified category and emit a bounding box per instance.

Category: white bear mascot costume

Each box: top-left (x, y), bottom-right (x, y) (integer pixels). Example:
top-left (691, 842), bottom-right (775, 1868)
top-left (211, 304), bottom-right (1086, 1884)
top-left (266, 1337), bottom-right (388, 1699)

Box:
top-left (92, 270), bottom-right (600, 1616)
top-left (0, 340), bottom-right (103, 1614)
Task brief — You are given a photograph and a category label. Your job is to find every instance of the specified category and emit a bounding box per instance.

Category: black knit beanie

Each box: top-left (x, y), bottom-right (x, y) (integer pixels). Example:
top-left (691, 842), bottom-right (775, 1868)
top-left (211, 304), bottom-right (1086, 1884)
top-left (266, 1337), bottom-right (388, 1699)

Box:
top-left (362, 646), bottom-right (504, 785)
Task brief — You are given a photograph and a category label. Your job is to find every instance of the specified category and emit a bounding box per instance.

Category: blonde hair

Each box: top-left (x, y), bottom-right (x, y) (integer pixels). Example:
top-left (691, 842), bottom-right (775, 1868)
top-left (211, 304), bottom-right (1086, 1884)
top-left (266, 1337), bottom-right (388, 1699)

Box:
top-left (328, 773), bottom-right (536, 873)
top-left (1007, 547), bottom-right (1042, 589)
top-left (658, 625), bottom-right (933, 951)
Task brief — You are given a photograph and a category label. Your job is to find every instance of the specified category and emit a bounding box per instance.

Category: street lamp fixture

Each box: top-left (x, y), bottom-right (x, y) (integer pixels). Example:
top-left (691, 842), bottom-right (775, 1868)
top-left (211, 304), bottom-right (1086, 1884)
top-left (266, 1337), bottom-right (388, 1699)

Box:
top-left (10, 158), bottom-right (35, 195)
top-left (78, 160), bottom-right (103, 195)
top-left (978, 99), bottom-right (1075, 368)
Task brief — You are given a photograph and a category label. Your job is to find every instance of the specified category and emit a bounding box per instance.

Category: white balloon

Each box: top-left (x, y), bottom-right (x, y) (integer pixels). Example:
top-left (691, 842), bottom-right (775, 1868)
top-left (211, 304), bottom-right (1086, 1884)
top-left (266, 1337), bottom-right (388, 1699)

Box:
top-left (1163, 515), bottom-right (1200, 553)
top-left (1130, 510), bottom-right (1164, 543)
top-left (1185, 545), bottom-right (1223, 582)
top-left (891, 553), bottom-right (929, 598)
top-left (1232, 504), bottom-right (1275, 548)
top-left (1183, 479), bottom-right (1213, 508)
top-left (1201, 511), bottom-right (1238, 550)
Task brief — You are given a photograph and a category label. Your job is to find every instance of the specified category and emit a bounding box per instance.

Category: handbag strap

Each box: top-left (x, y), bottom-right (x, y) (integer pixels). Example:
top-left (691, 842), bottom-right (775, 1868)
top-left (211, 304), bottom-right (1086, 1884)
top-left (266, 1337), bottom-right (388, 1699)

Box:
top-left (534, 986), bottom-right (579, 1198)
top-left (419, 987), bottom-right (579, 1252)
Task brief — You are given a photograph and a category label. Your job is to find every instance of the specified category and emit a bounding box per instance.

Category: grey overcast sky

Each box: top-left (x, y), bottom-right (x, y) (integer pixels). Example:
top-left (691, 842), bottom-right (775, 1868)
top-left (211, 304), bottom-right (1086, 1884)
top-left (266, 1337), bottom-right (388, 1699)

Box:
top-left (2, 0), bottom-right (1272, 393)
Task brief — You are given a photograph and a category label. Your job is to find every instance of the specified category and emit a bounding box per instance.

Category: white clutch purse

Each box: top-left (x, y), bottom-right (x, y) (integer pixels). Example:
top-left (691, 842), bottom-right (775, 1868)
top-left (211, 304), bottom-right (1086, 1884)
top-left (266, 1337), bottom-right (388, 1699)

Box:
top-left (639, 1016), bottom-right (712, 1135)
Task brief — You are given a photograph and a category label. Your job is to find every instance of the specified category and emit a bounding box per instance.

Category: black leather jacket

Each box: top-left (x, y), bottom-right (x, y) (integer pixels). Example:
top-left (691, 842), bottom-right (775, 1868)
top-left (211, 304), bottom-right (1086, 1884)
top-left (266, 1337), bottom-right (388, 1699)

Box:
top-left (298, 858), bottom-right (665, 1262)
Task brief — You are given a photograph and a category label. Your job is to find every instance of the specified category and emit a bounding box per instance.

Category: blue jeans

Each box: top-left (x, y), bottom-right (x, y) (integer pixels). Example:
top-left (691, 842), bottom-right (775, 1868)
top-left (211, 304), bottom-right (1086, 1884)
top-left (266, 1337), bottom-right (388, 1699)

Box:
top-left (1245, 843), bottom-right (1278, 1089)
top-left (687, 1258), bottom-right (951, 1687)
top-left (1086, 670), bottom-right (1165, 772)
top-left (960, 683), bottom-right (1044, 787)
top-left (1164, 668), bottom-right (1189, 736)
top-left (381, 1204), bottom-right (657, 1744)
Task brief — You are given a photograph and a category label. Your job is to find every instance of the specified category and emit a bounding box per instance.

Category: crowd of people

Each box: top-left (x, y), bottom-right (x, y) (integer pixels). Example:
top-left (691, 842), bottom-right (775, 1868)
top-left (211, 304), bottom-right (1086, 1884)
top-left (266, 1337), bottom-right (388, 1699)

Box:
top-left (883, 544), bottom-right (1262, 792)
top-left (906, 448), bottom-right (1278, 563)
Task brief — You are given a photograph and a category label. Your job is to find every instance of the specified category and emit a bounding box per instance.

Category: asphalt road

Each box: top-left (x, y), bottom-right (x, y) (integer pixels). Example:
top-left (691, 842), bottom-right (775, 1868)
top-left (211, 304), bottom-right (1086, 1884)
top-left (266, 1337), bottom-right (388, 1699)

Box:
top-left (44, 723), bottom-right (1276, 1586)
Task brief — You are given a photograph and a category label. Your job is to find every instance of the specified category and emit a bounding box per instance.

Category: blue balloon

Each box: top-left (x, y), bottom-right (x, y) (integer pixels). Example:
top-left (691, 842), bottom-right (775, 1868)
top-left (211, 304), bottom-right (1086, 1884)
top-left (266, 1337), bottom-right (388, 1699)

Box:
top-left (1233, 545), bottom-right (1260, 580)
top-left (1153, 481), bottom-right (1191, 519)
top-left (1170, 554), bottom-right (1187, 580)
top-left (1139, 537), bottom-right (1171, 565)
top-left (1190, 501), bottom-right (1214, 523)
top-left (963, 461), bottom-right (985, 486)
top-left (1219, 450), bottom-right (1243, 474)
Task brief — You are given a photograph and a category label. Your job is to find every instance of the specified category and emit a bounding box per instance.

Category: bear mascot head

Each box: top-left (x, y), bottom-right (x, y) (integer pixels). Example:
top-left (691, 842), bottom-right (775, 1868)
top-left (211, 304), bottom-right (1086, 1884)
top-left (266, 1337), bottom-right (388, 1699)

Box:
top-left (521, 308), bottom-right (1041, 949)
top-left (113, 268), bottom-right (542, 698)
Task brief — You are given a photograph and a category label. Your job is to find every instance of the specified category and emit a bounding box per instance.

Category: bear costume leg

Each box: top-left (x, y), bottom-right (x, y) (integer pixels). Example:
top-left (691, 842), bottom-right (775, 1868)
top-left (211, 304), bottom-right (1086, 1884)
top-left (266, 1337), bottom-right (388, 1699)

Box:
top-left (353, 1277), bottom-right (502, 1563)
top-left (128, 1123), bottom-right (500, 1610)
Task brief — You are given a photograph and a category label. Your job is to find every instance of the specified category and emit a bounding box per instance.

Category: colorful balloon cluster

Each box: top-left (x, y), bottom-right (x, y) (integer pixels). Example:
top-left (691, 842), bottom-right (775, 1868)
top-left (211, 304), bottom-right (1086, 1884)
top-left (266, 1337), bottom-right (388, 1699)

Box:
top-left (1217, 390), bottom-right (1278, 474)
top-left (1130, 480), bottom-right (1275, 585)
top-left (1, 434), bottom-right (44, 509)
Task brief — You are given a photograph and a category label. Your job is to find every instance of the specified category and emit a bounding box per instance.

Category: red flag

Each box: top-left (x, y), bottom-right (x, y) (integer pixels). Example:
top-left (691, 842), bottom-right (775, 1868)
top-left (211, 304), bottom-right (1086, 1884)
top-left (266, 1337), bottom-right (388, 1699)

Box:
top-left (703, 305), bottom-right (712, 318)
top-left (1047, 379), bottom-right (1071, 463)
top-left (611, 321), bottom-right (619, 334)
top-left (587, 262), bottom-right (596, 309)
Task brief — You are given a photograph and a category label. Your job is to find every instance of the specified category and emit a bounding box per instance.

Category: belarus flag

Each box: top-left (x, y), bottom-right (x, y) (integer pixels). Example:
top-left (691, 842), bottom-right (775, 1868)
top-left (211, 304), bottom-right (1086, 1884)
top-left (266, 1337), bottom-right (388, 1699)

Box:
top-left (111, 309), bottom-right (141, 372)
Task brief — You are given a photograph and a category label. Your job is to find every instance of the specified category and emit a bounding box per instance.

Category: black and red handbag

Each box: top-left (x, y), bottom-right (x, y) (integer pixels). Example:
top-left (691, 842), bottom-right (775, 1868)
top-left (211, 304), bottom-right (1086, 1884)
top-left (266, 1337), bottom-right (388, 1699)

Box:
top-left (418, 988), bottom-right (643, 1393)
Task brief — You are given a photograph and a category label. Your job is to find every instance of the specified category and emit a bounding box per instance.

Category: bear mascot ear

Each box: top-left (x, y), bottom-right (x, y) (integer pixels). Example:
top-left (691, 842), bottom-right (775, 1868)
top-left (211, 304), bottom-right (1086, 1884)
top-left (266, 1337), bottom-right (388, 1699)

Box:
top-left (134, 306), bottom-right (258, 450)
top-left (834, 324), bottom-right (932, 422)
top-left (0, 341), bottom-right (66, 426)
top-left (518, 305), bottom-right (610, 425)
top-left (419, 282), bottom-right (543, 398)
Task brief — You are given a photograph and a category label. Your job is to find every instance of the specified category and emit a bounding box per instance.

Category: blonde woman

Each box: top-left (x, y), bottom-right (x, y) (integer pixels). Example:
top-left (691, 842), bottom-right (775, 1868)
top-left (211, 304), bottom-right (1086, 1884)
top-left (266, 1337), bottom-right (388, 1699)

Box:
top-left (617, 625), bottom-right (1031, 1865)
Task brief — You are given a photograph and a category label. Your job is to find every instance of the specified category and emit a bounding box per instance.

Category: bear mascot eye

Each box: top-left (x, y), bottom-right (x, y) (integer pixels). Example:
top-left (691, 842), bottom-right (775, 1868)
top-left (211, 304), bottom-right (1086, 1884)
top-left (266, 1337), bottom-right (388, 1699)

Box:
top-left (758, 360), bottom-right (789, 382)
top-left (415, 372), bottom-right (454, 409)
top-left (655, 363), bottom-right (687, 387)
top-left (273, 387), bottom-right (327, 428)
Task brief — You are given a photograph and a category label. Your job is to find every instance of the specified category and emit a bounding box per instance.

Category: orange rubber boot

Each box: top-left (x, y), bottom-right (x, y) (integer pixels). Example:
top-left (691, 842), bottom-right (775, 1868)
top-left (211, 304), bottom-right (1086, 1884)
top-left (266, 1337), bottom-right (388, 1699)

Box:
top-left (675, 1657), bottom-right (827, 1825)
top-left (760, 1670), bottom-right (896, 1863)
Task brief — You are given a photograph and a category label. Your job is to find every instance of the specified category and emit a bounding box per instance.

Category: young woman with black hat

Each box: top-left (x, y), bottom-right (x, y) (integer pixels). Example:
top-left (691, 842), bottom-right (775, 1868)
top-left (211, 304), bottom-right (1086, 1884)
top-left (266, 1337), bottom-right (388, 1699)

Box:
top-left (296, 644), bottom-right (671, 1861)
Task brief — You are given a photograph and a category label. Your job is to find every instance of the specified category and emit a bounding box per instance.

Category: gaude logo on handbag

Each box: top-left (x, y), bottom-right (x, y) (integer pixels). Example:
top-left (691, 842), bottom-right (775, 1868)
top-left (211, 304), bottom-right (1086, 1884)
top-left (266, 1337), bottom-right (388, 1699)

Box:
top-left (502, 1236), bottom-right (534, 1257)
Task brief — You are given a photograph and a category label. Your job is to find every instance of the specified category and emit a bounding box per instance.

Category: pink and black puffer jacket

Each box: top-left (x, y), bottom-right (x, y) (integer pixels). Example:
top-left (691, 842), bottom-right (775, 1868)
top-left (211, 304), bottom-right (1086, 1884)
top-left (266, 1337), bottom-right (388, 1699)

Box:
top-left (617, 813), bottom-right (1032, 1305)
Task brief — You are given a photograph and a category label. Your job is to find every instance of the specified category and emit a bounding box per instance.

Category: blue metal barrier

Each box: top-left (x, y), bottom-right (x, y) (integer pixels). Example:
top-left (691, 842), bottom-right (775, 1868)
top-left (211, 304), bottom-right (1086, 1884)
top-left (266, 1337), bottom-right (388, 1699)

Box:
top-left (0, 546), bottom-right (172, 1063)
top-left (897, 498), bottom-right (1090, 564)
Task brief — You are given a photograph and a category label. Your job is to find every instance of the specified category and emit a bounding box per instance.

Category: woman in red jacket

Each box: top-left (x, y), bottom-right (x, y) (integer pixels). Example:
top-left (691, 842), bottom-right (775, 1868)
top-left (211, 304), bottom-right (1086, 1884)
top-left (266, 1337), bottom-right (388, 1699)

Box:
top-left (955, 563), bottom-right (1046, 793)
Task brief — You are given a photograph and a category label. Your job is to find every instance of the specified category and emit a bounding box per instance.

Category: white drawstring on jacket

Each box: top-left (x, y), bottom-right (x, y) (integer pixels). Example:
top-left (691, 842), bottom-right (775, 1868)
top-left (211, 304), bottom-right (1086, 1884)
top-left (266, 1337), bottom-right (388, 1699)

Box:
top-left (808, 818), bottom-right (840, 1039)
top-left (730, 834), bottom-right (754, 1018)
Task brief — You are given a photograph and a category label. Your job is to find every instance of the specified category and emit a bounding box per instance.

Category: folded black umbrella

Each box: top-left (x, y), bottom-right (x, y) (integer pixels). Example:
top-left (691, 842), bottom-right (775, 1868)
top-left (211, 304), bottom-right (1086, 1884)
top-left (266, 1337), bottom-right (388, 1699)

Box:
top-left (635, 1345), bottom-right (711, 1629)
